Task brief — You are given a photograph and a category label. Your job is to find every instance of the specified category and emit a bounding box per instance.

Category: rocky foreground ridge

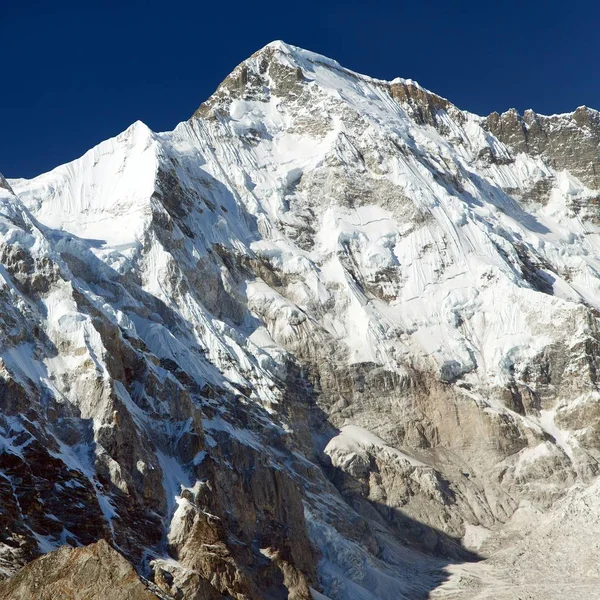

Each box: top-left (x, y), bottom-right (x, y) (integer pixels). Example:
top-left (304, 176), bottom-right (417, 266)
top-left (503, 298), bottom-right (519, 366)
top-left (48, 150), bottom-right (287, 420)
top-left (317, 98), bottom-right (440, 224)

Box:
top-left (1, 42), bottom-right (600, 599)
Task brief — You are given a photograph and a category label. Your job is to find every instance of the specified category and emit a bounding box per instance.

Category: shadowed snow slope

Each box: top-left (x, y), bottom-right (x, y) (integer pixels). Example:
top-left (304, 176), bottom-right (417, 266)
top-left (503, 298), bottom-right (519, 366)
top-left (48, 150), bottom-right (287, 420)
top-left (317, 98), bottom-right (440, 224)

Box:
top-left (2, 41), bottom-right (600, 599)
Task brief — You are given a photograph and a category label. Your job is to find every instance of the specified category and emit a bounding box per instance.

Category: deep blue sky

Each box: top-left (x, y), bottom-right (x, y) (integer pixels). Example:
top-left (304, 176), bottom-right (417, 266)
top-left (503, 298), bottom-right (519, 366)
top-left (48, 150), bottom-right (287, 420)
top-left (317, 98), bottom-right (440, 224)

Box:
top-left (2, 0), bottom-right (599, 178)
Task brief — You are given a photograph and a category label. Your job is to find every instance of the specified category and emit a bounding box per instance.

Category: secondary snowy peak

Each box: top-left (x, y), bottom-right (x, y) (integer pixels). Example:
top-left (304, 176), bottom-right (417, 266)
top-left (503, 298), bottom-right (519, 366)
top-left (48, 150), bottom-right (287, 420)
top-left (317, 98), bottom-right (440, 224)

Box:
top-left (11, 121), bottom-right (159, 253)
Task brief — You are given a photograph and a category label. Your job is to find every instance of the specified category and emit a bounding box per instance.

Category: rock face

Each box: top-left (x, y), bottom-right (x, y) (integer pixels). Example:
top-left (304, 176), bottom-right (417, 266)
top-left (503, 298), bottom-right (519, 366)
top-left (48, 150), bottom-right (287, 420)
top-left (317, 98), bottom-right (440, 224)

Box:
top-left (484, 106), bottom-right (600, 194)
top-left (1, 41), bottom-right (600, 599)
top-left (0, 540), bottom-right (163, 599)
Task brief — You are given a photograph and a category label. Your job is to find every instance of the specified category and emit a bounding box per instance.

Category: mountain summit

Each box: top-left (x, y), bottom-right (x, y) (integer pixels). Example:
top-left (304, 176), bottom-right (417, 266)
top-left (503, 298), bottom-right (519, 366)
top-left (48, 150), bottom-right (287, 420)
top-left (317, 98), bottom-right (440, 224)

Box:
top-left (1, 42), bottom-right (600, 599)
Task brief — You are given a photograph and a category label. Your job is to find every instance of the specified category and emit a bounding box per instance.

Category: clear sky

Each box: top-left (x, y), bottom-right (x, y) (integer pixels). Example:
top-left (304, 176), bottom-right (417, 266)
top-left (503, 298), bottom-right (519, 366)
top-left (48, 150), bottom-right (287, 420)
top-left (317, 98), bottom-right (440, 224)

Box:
top-left (2, 0), bottom-right (598, 178)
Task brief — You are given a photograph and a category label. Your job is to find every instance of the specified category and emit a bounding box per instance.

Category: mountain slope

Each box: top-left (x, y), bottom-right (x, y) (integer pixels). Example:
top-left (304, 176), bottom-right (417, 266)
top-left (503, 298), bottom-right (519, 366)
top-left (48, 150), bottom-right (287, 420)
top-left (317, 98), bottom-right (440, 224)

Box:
top-left (2, 41), bottom-right (600, 599)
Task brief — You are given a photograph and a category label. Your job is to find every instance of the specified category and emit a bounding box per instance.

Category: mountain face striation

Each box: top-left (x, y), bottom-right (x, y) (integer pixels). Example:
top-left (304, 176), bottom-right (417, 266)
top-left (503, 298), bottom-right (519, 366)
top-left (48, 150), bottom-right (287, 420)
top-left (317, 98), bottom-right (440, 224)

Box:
top-left (2, 41), bottom-right (600, 599)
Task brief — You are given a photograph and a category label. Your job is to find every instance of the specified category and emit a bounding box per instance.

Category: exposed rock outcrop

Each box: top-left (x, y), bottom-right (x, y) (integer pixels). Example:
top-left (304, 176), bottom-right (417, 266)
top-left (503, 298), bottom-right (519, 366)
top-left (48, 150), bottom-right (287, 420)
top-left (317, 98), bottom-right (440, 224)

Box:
top-left (0, 540), bottom-right (164, 600)
top-left (485, 106), bottom-right (600, 190)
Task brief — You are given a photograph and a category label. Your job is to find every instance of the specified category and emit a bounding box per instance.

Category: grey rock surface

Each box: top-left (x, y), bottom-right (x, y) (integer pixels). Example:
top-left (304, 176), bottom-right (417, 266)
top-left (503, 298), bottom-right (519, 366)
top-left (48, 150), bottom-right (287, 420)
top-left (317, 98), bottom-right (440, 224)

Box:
top-left (0, 540), bottom-right (165, 600)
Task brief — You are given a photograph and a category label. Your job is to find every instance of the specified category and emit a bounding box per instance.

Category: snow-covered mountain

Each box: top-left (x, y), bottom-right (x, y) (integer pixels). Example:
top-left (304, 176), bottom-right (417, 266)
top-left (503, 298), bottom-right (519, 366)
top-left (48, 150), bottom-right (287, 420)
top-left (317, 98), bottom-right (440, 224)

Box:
top-left (1, 41), bottom-right (600, 599)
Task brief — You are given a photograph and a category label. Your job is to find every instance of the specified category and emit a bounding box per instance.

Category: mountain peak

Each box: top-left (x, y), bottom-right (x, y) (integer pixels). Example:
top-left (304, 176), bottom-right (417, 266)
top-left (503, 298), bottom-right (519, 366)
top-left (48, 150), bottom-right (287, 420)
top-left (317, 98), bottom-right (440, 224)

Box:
top-left (192, 39), bottom-right (447, 126)
top-left (4, 42), bottom-right (600, 600)
top-left (10, 117), bottom-right (160, 250)
top-left (261, 39), bottom-right (295, 53)
top-left (253, 39), bottom-right (343, 69)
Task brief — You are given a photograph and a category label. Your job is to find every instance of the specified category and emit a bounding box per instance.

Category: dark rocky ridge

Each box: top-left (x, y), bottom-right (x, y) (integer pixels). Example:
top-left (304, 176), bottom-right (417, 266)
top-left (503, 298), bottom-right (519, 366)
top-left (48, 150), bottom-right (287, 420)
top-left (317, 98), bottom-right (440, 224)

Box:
top-left (484, 106), bottom-right (600, 190)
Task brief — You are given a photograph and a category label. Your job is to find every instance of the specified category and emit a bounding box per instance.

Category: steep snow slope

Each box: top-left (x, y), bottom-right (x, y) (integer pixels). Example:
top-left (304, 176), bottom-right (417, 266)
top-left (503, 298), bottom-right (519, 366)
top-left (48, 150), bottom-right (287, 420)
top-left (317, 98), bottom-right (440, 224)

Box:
top-left (3, 41), bottom-right (600, 599)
